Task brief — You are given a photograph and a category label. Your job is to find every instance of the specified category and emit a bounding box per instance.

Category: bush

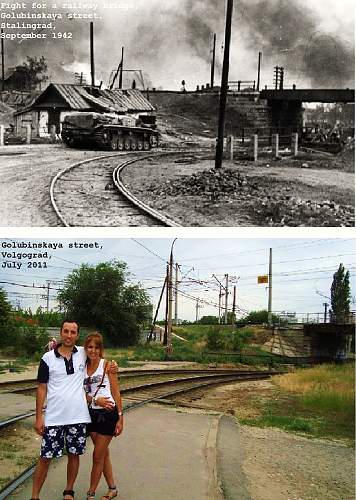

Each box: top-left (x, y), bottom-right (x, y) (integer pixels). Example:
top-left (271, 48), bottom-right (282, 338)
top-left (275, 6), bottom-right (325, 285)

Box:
top-left (0, 320), bottom-right (49, 357)
top-left (232, 328), bottom-right (253, 352)
top-left (206, 326), bottom-right (225, 350)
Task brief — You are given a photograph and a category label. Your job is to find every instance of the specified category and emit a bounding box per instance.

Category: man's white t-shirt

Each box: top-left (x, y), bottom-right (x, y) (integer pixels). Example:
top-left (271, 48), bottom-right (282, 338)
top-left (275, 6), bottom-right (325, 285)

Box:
top-left (37, 345), bottom-right (91, 426)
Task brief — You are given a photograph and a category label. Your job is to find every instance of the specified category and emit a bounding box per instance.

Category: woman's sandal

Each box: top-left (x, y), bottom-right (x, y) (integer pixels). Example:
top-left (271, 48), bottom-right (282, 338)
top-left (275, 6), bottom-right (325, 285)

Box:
top-left (63, 490), bottom-right (75, 500)
top-left (87, 492), bottom-right (95, 499)
top-left (101, 486), bottom-right (118, 499)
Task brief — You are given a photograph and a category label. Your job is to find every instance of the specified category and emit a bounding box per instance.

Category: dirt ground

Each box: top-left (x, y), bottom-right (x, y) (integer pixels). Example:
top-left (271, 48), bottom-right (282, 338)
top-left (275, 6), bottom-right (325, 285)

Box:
top-left (121, 152), bottom-right (355, 227)
top-left (0, 140), bottom-right (354, 226)
top-left (0, 144), bottom-right (117, 226)
top-left (167, 379), bottom-right (355, 500)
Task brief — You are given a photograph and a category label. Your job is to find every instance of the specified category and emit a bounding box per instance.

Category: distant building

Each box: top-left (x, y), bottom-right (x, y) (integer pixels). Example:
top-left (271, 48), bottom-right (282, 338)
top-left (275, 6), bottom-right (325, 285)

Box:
top-left (13, 83), bottom-right (156, 137)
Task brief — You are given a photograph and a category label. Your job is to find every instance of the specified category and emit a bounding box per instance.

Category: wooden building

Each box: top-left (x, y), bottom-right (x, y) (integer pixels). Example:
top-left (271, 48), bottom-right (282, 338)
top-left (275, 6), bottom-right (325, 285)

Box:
top-left (13, 83), bottom-right (155, 137)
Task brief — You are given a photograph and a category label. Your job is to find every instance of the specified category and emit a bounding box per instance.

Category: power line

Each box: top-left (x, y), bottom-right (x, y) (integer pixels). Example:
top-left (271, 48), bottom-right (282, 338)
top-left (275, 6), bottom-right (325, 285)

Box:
top-left (131, 238), bottom-right (167, 263)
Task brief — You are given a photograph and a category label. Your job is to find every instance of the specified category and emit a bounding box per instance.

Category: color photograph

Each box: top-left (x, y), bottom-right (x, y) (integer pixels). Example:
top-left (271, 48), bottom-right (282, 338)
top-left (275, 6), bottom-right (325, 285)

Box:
top-left (0, 236), bottom-right (355, 499)
top-left (0, 0), bottom-right (354, 226)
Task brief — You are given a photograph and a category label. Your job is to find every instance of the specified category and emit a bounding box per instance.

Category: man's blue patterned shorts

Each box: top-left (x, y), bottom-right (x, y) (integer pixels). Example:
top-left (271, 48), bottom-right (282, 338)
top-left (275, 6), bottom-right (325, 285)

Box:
top-left (40, 423), bottom-right (87, 458)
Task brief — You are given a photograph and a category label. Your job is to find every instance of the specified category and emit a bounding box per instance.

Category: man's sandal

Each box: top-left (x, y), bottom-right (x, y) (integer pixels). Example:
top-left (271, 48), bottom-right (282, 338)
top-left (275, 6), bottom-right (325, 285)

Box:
top-left (63, 490), bottom-right (75, 500)
top-left (101, 486), bottom-right (118, 499)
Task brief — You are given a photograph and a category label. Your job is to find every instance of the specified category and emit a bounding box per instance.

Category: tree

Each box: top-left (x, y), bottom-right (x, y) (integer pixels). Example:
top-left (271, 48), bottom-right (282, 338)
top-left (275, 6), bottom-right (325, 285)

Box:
top-left (236, 310), bottom-right (281, 325)
top-left (57, 261), bottom-right (152, 346)
top-left (0, 288), bottom-right (12, 327)
top-left (198, 315), bottom-right (219, 325)
top-left (330, 264), bottom-right (351, 323)
top-left (14, 56), bottom-right (48, 91)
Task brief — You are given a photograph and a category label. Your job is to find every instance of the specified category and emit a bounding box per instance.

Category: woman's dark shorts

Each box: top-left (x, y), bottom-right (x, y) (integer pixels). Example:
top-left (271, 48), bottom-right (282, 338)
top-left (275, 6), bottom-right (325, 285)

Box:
top-left (87, 407), bottom-right (119, 436)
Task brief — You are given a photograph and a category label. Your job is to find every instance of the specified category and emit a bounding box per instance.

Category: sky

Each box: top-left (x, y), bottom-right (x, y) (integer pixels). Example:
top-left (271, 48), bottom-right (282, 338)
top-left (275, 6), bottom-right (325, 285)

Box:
top-left (5, 0), bottom-right (355, 90)
top-left (1, 237), bottom-right (355, 323)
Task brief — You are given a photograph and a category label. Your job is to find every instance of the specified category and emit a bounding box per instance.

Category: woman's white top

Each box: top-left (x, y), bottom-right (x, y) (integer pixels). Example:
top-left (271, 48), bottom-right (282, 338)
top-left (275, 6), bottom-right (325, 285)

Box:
top-left (84, 358), bottom-right (115, 409)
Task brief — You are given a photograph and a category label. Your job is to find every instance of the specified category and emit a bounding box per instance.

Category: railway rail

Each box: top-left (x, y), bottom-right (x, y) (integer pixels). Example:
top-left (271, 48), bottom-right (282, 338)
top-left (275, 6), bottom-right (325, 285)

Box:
top-left (50, 149), bottom-right (203, 227)
top-left (0, 368), bottom-right (257, 394)
top-left (0, 369), bottom-right (280, 498)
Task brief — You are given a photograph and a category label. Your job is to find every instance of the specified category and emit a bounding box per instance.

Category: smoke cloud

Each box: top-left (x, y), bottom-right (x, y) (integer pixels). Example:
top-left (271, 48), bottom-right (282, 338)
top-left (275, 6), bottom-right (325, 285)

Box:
top-left (3, 0), bottom-right (354, 89)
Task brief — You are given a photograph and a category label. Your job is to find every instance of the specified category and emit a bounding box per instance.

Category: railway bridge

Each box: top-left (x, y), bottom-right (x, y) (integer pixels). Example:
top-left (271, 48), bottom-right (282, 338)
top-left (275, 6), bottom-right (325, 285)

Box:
top-left (259, 88), bottom-right (355, 129)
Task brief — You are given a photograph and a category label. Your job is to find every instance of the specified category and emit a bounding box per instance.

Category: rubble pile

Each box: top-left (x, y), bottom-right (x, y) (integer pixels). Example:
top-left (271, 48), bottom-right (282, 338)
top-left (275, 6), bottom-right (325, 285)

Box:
top-left (253, 196), bottom-right (354, 227)
top-left (150, 168), bottom-right (354, 227)
top-left (151, 168), bottom-right (251, 200)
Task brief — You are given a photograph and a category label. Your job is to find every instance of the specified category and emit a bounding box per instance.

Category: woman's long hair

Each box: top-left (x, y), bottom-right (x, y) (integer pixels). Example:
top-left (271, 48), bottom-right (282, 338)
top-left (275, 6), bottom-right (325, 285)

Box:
top-left (84, 332), bottom-right (104, 363)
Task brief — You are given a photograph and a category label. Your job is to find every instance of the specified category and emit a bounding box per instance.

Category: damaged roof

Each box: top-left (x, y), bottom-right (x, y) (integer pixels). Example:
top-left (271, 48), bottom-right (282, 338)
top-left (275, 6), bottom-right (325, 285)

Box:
top-left (30, 83), bottom-right (155, 113)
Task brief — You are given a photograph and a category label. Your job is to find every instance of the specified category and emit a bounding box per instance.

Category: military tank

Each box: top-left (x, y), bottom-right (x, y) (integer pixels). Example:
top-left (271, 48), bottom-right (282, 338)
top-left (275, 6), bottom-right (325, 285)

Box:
top-left (61, 112), bottom-right (159, 150)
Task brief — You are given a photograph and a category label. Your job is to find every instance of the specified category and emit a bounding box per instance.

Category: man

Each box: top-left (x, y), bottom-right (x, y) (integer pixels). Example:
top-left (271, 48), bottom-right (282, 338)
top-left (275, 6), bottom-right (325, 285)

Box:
top-left (31, 320), bottom-right (116, 500)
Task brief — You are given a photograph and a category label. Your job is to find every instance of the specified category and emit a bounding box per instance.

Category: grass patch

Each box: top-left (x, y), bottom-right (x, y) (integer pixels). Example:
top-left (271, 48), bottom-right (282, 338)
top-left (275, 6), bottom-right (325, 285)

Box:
top-left (239, 363), bottom-right (355, 443)
top-left (240, 415), bottom-right (317, 433)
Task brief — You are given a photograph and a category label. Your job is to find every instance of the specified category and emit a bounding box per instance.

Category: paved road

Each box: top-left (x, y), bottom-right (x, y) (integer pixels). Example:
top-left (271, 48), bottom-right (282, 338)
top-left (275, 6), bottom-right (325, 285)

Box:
top-left (10, 405), bottom-right (225, 500)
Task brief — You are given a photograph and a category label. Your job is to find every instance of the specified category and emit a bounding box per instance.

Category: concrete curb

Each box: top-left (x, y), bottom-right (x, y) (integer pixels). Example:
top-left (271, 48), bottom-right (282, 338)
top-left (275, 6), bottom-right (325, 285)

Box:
top-left (217, 415), bottom-right (251, 500)
top-left (205, 414), bottom-right (225, 500)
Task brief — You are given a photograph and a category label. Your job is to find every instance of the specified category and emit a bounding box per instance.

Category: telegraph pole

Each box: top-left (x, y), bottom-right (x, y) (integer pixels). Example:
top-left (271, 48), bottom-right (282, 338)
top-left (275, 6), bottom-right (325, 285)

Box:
top-left (90, 22), bottom-right (95, 87)
top-left (118, 46), bottom-right (124, 89)
top-left (174, 263), bottom-right (179, 325)
top-left (210, 33), bottom-right (216, 89)
top-left (224, 273), bottom-right (229, 324)
top-left (267, 248), bottom-right (273, 326)
top-left (257, 51), bottom-right (262, 91)
top-left (215, 0), bottom-right (234, 168)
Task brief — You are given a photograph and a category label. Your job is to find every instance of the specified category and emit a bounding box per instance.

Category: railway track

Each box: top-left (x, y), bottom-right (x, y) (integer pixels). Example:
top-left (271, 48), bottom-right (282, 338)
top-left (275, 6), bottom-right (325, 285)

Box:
top-left (50, 149), bottom-right (200, 227)
top-left (0, 369), bottom-right (280, 498)
top-left (0, 368), bottom-right (261, 393)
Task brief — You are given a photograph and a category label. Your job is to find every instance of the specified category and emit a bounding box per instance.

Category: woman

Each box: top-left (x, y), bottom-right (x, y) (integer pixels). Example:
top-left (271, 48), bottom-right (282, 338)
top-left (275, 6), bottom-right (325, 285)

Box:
top-left (84, 333), bottom-right (124, 500)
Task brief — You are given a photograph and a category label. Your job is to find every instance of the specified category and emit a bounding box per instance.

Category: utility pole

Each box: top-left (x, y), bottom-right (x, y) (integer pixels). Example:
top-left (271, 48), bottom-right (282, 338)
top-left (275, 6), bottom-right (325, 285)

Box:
top-left (166, 239), bottom-right (177, 355)
top-left (268, 248), bottom-right (273, 326)
top-left (232, 285), bottom-right (236, 324)
top-left (46, 280), bottom-right (51, 312)
top-left (147, 275), bottom-right (167, 342)
top-left (167, 250), bottom-right (174, 351)
top-left (210, 33), bottom-right (216, 89)
top-left (215, 0), bottom-right (234, 168)
top-left (1, 29), bottom-right (4, 93)
top-left (323, 302), bottom-right (328, 323)
top-left (218, 284), bottom-right (222, 324)
top-left (224, 273), bottom-right (229, 324)
top-left (174, 263), bottom-right (179, 325)
top-left (163, 264), bottom-right (169, 346)
top-left (118, 46), bottom-right (124, 89)
top-left (90, 22), bottom-right (95, 87)
top-left (195, 298), bottom-right (203, 323)
top-left (257, 51), bottom-right (262, 91)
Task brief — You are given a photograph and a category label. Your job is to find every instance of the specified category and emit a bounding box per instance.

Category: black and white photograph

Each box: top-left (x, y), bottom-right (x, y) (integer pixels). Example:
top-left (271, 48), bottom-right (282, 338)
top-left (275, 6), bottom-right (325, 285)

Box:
top-left (0, 0), bottom-right (354, 226)
top-left (0, 237), bottom-right (355, 499)
top-left (0, 0), bottom-right (355, 499)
